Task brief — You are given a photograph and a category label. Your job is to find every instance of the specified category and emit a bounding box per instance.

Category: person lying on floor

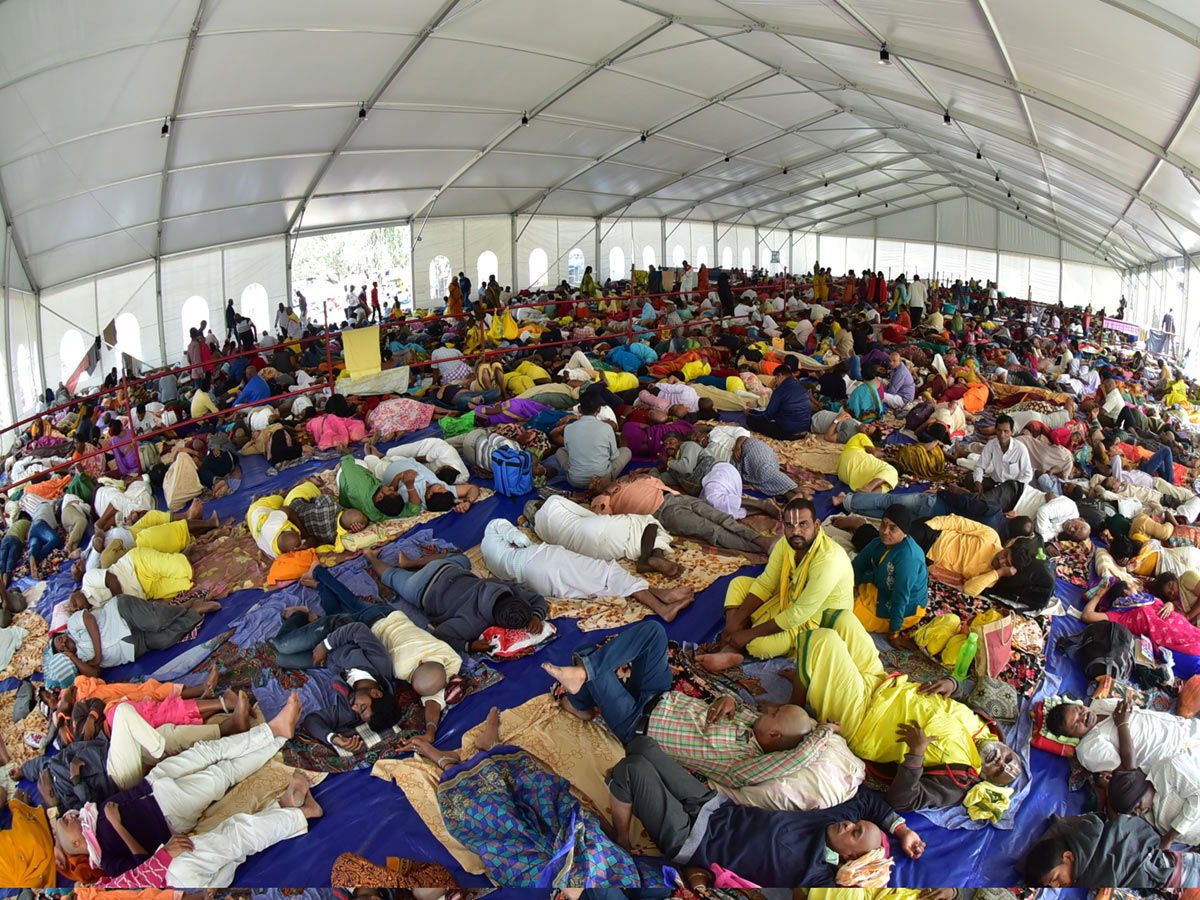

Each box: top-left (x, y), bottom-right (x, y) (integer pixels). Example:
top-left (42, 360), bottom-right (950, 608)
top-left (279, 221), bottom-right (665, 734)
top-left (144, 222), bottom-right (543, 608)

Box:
top-left (52, 592), bottom-right (220, 677)
top-left (657, 434), bottom-right (781, 522)
top-left (1023, 811), bottom-right (1200, 890)
top-left (1047, 694), bottom-right (1200, 774)
top-left (832, 512), bottom-right (1055, 606)
top-left (336, 453), bottom-right (420, 523)
top-left (543, 619), bottom-right (836, 789)
top-left (703, 499), bottom-right (852, 669)
top-left (480, 518), bottom-right (694, 621)
top-left (589, 472), bottom-right (773, 556)
top-left (275, 610), bottom-right (401, 753)
top-left (1092, 698), bottom-right (1200, 851)
top-left (271, 562), bottom-right (459, 743)
top-left (607, 735), bottom-right (924, 889)
top-left (90, 782), bottom-right (322, 890)
top-left (354, 452), bottom-right (481, 514)
top-left (77, 544), bottom-right (198, 606)
top-left (52, 695), bottom-right (312, 882)
top-left (37, 688), bottom-right (253, 796)
top-left (402, 708), bottom-right (642, 889)
top-left (383, 436), bottom-right (470, 484)
top-left (790, 610), bottom-right (1022, 812)
top-left (527, 494), bottom-right (680, 576)
top-left (0, 778), bottom-right (57, 888)
top-left (362, 546), bottom-right (547, 654)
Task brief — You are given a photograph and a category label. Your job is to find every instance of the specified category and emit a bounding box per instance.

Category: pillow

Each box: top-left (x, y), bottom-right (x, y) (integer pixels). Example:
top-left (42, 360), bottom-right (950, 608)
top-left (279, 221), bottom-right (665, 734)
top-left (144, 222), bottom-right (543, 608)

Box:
top-left (1031, 696), bottom-right (1081, 757)
top-left (715, 731), bottom-right (865, 811)
top-left (969, 677), bottom-right (1019, 725)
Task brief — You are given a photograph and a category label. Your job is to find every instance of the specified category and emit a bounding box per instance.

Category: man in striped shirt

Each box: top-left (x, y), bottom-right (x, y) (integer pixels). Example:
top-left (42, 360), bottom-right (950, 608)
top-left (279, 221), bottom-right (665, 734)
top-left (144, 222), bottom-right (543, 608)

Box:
top-left (543, 619), bottom-right (836, 789)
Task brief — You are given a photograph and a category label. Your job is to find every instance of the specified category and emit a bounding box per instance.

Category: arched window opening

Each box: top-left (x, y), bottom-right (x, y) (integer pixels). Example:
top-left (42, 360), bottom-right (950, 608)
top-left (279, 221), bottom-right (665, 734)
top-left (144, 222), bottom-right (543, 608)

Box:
top-left (608, 246), bottom-right (626, 281)
top-left (529, 249), bottom-right (549, 288)
top-left (721, 246), bottom-right (733, 269)
top-left (180, 296), bottom-right (210, 351)
top-left (240, 284), bottom-right (269, 336)
top-left (741, 247), bottom-right (752, 271)
top-left (671, 245), bottom-right (685, 268)
top-left (642, 245), bottom-right (656, 270)
top-left (567, 248), bottom-right (585, 285)
top-left (476, 251), bottom-right (499, 289)
top-left (695, 246), bottom-right (709, 267)
top-left (115, 313), bottom-right (142, 363)
top-left (429, 256), bottom-right (452, 301)
top-left (58, 329), bottom-right (87, 384)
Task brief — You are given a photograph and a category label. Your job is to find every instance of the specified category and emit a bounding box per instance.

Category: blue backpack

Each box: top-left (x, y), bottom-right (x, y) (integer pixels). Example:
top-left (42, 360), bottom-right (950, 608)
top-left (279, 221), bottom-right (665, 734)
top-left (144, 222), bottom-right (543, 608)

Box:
top-left (491, 445), bottom-right (534, 497)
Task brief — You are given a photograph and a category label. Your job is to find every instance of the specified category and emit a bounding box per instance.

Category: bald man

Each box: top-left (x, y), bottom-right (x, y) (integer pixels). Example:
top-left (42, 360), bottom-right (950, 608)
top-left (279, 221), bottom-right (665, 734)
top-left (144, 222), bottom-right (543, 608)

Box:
top-left (543, 619), bottom-right (828, 789)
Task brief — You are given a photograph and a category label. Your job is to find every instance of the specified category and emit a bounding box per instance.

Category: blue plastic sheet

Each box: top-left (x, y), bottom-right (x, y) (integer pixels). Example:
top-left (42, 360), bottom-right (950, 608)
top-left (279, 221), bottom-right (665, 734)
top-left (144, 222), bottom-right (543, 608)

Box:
top-left (16, 429), bottom-right (1154, 888)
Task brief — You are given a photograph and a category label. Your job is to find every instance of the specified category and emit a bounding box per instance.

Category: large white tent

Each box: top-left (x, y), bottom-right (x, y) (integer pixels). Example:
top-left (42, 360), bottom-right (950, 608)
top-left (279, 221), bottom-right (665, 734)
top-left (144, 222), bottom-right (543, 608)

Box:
top-left (2, 0), bottom-right (1198, 424)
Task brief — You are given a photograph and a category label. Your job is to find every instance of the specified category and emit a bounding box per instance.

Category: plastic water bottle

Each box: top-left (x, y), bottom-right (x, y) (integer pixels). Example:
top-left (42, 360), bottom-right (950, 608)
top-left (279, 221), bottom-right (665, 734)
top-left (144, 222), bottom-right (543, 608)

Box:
top-left (952, 632), bottom-right (979, 681)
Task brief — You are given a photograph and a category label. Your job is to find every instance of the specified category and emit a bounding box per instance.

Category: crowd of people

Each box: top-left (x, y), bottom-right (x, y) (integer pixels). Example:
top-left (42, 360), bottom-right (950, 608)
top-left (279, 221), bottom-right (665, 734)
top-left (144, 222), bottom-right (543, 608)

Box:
top-left (1, 255), bottom-right (1199, 894)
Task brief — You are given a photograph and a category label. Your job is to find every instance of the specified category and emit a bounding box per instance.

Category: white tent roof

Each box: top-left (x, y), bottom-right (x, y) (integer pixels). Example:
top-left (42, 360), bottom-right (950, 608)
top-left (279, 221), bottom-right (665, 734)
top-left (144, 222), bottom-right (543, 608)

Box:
top-left (3, 0), bottom-right (1199, 290)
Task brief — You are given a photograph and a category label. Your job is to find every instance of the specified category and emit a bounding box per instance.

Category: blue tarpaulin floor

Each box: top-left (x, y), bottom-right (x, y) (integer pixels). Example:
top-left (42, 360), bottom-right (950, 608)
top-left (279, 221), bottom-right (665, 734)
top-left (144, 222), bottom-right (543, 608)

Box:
top-left (4, 425), bottom-right (1127, 893)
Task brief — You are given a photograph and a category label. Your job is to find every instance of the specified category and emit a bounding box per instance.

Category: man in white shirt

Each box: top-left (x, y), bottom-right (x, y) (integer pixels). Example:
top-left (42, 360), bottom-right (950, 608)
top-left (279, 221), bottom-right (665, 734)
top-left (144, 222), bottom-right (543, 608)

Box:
top-left (480, 518), bottom-right (692, 619)
top-left (1007, 484), bottom-right (1089, 543)
top-left (679, 262), bottom-right (697, 301)
top-left (1051, 697), bottom-right (1200, 774)
top-left (974, 414), bottom-right (1034, 490)
top-left (907, 276), bottom-right (927, 327)
top-left (732, 299), bottom-right (757, 323)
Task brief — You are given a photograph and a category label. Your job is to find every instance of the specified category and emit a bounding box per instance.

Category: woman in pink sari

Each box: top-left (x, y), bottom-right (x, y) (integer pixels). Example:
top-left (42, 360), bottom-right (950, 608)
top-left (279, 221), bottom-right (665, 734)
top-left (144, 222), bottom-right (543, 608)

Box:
top-left (1082, 572), bottom-right (1200, 656)
top-left (305, 413), bottom-right (367, 451)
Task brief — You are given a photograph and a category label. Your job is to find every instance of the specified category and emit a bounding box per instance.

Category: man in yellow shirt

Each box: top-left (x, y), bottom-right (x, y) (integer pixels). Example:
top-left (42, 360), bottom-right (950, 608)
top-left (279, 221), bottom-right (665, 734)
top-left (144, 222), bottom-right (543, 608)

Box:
top-left (189, 375), bottom-right (220, 420)
top-left (0, 784), bottom-right (56, 888)
top-left (701, 498), bottom-right (852, 669)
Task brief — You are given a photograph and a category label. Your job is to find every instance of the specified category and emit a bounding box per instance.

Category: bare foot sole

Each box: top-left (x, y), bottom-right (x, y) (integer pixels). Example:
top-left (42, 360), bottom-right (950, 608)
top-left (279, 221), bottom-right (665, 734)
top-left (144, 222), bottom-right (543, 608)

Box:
top-left (658, 592), bottom-right (695, 622)
top-left (201, 663), bottom-right (220, 698)
top-left (642, 555), bottom-right (681, 577)
top-left (187, 499), bottom-right (204, 521)
top-left (696, 650), bottom-right (746, 672)
top-left (270, 691), bottom-right (303, 739)
top-left (541, 661), bottom-right (587, 694)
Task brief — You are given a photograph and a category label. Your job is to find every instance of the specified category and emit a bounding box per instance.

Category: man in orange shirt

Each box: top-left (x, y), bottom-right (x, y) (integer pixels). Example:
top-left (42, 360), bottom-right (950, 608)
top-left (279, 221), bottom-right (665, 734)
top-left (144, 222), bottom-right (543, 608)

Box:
top-left (590, 473), bottom-right (772, 555)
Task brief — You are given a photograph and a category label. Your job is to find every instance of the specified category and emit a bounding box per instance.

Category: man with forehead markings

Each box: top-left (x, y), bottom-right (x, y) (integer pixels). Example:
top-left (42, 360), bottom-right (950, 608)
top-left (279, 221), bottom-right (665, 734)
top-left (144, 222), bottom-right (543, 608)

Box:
top-left (700, 497), bottom-right (853, 670)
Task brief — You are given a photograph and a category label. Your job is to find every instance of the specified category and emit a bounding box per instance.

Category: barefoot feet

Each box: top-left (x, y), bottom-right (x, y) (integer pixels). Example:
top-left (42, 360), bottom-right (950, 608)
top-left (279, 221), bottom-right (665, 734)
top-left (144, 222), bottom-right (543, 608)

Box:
top-left (269, 692), bottom-right (303, 739)
top-left (476, 706), bottom-right (502, 751)
top-left (541, 661), bottom-right (588, 695)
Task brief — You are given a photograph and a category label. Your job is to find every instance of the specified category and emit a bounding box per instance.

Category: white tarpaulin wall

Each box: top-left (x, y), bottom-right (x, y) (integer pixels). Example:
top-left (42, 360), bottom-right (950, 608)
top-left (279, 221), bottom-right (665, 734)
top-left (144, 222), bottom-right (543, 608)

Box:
top-left (8, 0), bottom-right (1200, 414)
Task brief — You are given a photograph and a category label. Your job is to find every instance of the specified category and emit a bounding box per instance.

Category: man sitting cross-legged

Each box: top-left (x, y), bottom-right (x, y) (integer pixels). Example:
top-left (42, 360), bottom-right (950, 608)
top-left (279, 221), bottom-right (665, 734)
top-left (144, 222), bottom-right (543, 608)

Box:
top-left (700, 498), bottom-right (852, 670)
top-left (542, 619), bottom-right (828, 790)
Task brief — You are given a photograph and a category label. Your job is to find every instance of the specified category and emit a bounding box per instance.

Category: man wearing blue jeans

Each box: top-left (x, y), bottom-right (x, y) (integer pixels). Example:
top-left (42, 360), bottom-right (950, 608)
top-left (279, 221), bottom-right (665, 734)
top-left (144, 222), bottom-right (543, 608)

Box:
top-left (1138, 445), bottom-right (1176, 484)
top-left (272, 565), bottom-right (391, 668)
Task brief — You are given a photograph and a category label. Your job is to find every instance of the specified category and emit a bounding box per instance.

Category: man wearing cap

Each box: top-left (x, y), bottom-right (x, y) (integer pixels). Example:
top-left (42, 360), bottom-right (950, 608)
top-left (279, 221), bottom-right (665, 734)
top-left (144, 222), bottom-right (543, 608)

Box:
top-left (746, 359), bottom-right (811, 440)
top-left (850, 505), bottom-right (929, 642)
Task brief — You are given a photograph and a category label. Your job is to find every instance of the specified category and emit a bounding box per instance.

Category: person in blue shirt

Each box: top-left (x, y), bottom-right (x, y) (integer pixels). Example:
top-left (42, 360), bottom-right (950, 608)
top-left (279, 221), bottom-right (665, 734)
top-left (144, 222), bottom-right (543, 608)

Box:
top-left (232, 366), bottom-right (271, 409)
top-left (845, 363), bottom-right (886, 423)
top-left (606, 344), bottom-right (644, 375)
top-left (746, 358), bottom-right (810, 439)
top-left (626, 338), bottom-right (658, 365)
top-left (849, 504), bottom-right (929, 641)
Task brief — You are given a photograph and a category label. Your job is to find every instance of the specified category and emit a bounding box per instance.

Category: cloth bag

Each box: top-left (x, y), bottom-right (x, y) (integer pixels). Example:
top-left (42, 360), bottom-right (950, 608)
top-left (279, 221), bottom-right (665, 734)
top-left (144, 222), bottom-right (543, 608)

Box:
top-left (971, 610), bottom-right (1014, 680)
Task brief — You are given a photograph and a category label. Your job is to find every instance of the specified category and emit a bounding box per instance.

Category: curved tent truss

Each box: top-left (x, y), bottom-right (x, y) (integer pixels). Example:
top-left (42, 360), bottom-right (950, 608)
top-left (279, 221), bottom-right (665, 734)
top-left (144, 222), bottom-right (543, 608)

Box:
top-left (2, 0), bottom-right (1200, 293)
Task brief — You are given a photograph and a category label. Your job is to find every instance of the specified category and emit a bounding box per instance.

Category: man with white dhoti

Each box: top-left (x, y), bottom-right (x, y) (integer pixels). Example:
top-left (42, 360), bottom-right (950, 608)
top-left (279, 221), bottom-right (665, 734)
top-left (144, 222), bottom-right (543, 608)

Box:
top-left (481, 519), bottom-right (693, 620)
top-left (94, 476), bottom-right (153, 524)
top-left (529, 495), bottom-right (679, 576)
top-left (386, 436), bottom-right (469, 484)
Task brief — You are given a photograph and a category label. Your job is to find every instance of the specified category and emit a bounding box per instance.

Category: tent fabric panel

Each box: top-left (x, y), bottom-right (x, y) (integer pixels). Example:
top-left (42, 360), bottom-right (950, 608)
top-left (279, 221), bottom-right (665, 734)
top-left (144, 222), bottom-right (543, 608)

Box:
top-left (222, 238), bottom-right (288, 335)
top-left (413, 219), bottom-right (466, 307)
top-left (464, 217), bottom-right (513, 290)
top-left (161, 202), bottom-right (296, 257)
top-left (96, 262), bottom-right (161, 368)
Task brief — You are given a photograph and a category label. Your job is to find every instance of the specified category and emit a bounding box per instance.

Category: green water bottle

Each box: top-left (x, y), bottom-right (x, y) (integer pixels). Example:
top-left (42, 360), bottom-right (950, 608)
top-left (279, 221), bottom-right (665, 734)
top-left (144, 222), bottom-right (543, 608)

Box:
top-left (952, 632), bottom-right (979, 681)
